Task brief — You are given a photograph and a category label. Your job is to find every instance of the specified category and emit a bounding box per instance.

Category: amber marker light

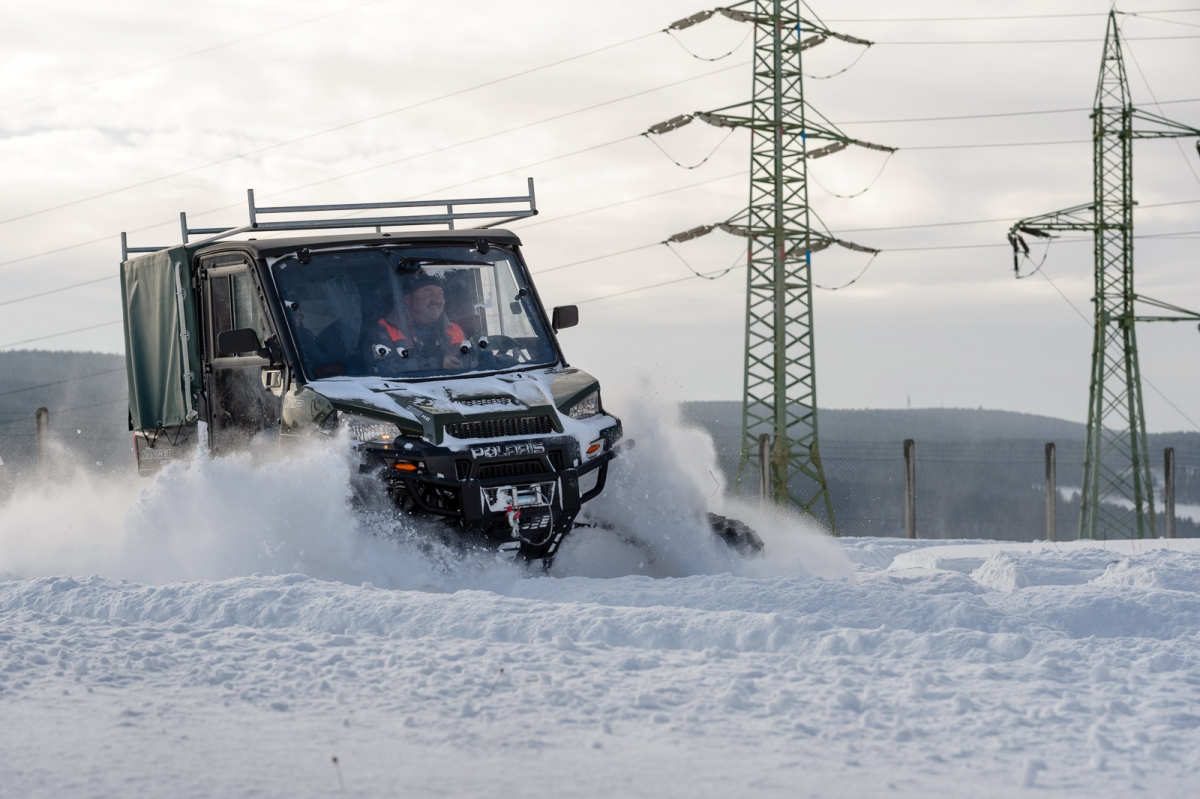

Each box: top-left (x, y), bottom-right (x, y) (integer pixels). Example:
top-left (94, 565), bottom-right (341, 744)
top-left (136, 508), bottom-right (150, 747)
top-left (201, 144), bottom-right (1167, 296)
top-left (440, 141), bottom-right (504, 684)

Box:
top-left (393, 462), bottom-right (419, 472)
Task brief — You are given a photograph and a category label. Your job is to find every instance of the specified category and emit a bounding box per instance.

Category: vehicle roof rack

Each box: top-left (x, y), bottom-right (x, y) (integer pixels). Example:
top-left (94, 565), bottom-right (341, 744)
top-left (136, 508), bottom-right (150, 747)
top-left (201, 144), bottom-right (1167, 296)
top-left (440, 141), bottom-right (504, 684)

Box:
top-left (121, 177), bottom-right (538, 261)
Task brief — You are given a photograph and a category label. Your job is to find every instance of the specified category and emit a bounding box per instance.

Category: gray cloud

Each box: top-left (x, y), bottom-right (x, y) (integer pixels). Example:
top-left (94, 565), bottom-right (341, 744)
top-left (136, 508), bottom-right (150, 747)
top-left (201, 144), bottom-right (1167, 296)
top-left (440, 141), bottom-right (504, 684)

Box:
top-left (1, 0), bottom-right (1198, 429)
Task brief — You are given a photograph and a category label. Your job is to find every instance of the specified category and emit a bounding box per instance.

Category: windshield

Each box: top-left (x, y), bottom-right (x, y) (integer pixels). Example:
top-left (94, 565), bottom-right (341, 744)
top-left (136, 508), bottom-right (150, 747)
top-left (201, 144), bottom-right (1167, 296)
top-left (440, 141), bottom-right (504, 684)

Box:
top-left (272, 245), bottom-right (557, 380)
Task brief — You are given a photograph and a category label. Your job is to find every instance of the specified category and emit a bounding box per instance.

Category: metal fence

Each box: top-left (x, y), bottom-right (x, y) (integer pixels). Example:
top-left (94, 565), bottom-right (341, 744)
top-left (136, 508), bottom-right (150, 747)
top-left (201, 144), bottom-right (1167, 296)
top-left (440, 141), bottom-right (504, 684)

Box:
top-left (4, 404), bottom-right (1198, 541)
top-left (816, 440), bottom-right (1200, 540)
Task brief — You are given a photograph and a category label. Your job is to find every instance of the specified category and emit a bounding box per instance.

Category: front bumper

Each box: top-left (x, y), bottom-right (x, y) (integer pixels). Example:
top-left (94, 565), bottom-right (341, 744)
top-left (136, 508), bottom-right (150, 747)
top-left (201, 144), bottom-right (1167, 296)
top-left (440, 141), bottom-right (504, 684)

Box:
top-left (358, 419), bottom-right (622, 552)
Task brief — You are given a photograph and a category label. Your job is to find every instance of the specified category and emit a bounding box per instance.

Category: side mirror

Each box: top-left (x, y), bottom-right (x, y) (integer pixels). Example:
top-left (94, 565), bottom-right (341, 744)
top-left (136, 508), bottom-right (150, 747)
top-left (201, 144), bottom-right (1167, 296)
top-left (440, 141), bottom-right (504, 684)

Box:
top-left (552, 305), bottom-right (579, 332)
top-left (217, 327), bottom-right (264, 356)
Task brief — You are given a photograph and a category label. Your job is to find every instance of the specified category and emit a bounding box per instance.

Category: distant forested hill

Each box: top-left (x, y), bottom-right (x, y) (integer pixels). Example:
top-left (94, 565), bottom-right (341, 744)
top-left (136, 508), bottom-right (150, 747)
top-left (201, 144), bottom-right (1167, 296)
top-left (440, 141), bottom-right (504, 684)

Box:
top-left (682, 401), bottom-right (1200, 540)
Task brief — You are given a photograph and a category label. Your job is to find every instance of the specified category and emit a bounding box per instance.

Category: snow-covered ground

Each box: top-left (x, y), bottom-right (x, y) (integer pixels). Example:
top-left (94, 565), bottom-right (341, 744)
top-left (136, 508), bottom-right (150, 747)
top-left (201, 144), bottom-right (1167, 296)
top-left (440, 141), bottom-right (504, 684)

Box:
top-left (3, 410), bottom-right (1200, 797)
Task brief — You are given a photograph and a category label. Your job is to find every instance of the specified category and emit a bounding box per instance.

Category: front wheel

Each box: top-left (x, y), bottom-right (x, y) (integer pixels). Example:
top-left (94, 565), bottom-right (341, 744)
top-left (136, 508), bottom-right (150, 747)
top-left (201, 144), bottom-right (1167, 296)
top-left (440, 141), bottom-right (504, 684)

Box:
top-left (708, 513), bottom-right (764, 556)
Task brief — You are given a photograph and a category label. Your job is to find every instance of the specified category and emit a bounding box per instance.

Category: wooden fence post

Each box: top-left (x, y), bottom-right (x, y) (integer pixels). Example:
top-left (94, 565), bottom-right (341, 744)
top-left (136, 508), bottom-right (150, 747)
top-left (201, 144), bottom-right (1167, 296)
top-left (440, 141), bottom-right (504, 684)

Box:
top-left (1045, 443), bottom-right (1057, 542)
top-left (1165, 447), bottom-right (1176, 540)
top-left (904, 439), bottom-right (916, 539)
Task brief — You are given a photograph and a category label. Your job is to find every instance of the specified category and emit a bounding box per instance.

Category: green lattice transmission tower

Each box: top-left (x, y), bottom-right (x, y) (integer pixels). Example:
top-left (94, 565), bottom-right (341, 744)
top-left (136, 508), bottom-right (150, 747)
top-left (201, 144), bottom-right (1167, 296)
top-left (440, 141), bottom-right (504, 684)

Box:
top-left (1010, 11), bottom-right (1200, 539)
top-left (652, 1), bottom-right (892, 530)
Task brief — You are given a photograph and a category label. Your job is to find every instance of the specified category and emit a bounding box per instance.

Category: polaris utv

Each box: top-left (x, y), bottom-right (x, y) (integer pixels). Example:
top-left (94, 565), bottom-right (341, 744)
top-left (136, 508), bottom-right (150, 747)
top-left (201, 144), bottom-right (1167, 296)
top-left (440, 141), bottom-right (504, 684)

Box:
top-left (119, 180), bottom-right (623, 561)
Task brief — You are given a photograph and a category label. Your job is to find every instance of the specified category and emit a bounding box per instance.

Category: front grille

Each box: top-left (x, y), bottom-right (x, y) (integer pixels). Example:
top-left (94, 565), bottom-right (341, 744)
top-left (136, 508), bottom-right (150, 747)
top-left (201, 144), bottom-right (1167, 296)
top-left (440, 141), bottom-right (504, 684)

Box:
top-left (477, 460), bottom-right (547, 480)
top-left (455, 459), bottom-right (471, 480)
top-left (548, 450), bottom-right (564, 471)
top-left (458, 397), bottom-right (516, 408)
top-left (446, 415), bottom-right (553, 440)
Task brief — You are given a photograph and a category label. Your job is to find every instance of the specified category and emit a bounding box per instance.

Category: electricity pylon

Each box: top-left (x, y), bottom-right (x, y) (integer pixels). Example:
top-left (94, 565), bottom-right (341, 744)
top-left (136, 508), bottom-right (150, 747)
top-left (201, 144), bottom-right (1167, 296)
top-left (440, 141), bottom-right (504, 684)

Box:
top-left (652, 1), bottom-right (892, 531)
top-left (1010, 10), bottom-right (1200, 540)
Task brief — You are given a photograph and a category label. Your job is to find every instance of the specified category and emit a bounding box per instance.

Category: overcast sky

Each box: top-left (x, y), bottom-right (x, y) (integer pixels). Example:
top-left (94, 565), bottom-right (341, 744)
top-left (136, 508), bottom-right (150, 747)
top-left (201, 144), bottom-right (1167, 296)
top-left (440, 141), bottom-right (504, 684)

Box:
top-left (2, 0), bottom-right (1199, 430)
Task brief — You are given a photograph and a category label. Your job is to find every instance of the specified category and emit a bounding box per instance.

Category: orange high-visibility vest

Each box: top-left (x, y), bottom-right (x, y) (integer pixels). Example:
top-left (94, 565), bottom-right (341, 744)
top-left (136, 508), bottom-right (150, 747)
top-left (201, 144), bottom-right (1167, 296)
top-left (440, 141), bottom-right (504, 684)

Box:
top-left (378, 318), bottom-right (464, 346)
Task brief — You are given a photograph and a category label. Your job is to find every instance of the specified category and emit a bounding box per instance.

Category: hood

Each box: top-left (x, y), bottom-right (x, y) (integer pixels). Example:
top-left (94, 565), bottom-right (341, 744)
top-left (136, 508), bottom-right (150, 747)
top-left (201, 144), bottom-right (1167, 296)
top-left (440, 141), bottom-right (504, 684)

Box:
top-left (302, 367), bottom-right (600, 446)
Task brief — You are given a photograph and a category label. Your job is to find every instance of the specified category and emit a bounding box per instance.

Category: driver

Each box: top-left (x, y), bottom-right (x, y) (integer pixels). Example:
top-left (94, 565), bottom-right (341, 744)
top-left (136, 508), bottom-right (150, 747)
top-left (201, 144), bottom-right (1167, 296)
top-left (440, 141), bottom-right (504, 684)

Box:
top-left (370, 272), bottom-right (466, 372)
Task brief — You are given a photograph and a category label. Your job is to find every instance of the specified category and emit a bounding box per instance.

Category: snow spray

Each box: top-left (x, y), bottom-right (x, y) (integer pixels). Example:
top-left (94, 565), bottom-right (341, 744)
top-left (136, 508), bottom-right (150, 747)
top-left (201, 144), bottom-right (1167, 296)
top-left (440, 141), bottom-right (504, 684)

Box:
top-left (550, 393), bottom-right (854, 582)
top-left (0, 432), bottom-right (519, 590)
top-left (0, 395), bottom-right (852, 587)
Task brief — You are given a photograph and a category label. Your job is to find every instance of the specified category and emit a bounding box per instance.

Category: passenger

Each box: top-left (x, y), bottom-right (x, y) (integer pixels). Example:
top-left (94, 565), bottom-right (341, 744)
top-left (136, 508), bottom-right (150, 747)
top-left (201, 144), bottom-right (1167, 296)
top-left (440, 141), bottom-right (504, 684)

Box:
top-left (370, 272), bottom-right (465, 372)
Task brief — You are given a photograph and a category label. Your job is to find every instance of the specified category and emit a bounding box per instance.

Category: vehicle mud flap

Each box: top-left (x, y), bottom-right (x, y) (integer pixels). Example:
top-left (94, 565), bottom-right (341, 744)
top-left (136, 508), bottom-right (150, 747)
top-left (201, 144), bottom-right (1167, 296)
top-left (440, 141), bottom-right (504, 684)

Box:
top-left (707, 513), bottom-right (764, 557)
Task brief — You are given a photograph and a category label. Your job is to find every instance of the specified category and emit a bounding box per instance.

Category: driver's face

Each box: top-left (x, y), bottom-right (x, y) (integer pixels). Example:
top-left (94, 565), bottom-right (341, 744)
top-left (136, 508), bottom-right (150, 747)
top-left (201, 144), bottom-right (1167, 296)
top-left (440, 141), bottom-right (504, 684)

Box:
top-left (404, 284), bottom-right (445, 327)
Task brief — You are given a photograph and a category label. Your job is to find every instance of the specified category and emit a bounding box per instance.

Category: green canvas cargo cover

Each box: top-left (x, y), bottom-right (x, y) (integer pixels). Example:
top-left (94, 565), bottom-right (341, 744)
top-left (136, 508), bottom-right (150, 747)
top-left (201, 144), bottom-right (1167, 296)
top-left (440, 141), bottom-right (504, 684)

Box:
top-left (120, 246), bottom-right (201, 432)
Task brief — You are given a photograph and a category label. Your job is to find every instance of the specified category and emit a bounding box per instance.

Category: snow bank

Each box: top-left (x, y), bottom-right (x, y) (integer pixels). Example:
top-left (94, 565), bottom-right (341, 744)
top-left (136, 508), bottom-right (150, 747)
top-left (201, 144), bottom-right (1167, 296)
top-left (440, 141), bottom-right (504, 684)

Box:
top-left (5, 542), bottom-right (1200, 798)
top-left (5, 397), bottom-right (1200, 797)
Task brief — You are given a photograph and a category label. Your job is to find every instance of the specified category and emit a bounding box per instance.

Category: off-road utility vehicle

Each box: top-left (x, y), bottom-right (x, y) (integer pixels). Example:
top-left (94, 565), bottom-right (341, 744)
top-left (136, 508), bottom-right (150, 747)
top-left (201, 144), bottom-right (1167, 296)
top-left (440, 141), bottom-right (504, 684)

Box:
top-left (120, 180), bottom-right (760, 563)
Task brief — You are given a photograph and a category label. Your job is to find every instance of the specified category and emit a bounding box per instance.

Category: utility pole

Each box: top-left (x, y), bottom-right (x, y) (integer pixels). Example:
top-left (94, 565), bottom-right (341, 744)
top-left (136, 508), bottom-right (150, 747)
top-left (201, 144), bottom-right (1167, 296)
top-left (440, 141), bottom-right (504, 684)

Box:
top-left (653, 2), bottom-right (892, 532)
top-left (1009, 11), bottom-right (1200, 540)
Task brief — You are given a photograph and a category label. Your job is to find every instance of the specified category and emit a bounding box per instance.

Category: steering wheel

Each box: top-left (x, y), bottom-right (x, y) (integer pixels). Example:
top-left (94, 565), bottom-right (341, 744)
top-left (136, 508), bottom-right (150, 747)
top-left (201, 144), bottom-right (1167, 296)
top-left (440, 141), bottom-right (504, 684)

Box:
top-left (484, 335), bottom-right (527, 366)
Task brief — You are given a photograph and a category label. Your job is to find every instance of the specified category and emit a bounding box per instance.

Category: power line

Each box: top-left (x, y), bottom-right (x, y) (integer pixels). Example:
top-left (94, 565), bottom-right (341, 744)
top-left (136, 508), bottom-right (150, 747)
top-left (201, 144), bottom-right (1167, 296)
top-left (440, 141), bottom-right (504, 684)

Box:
top-left (0, 321), bottom-right (122, 351)
top-left (520, 171), bottom-right (747, 230)
top-left (825, 9), bottom-right (1200, 23)
top-left (1120, 11), bottom-right (1200, 30)
top-left (535, 243), bottom-right (661, 276)
top-left (0, 60), bottom-right (742, 278)
top-left (905, 139), bottom-right (1088, 150)
top-left (0, 131), bottom-right (647, 309)
top-left (0, 0), bottom-right (389, 113)
top-left (836, 198), bottom-right (1200, 234)
top-left (1122, 28), bottom-right (1200, 189)
top-left (0, 396), bottom-right (129, 428)
top-left (0, 368), bottom-right (124, 398)
top-left (838, 96), bottom-right (1200, 125)
top-left (574, 264), bottom-right (747, 305)
top-left (1034, 269), bottom-right (1200, 433)
top-left (0, 275), bottom-right (118, 308)
top-left (879, 34), bottom-right (1200, 45)
top-left (0, 29), bottom-right (661, 229)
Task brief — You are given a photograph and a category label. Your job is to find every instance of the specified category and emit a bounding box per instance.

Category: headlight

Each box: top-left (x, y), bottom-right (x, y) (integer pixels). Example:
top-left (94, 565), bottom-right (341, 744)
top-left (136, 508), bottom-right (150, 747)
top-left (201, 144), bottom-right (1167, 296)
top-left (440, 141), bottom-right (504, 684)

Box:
top-left (339, 412), bottom-right (401, 443)
top-left (568, 390), bottom-right (601, 420)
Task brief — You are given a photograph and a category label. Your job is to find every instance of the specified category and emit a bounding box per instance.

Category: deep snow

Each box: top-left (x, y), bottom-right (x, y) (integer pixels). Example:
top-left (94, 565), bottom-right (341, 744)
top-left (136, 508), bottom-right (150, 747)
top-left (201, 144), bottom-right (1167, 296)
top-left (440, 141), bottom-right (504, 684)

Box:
top-left (3, 408), bottom-right (1200, 797)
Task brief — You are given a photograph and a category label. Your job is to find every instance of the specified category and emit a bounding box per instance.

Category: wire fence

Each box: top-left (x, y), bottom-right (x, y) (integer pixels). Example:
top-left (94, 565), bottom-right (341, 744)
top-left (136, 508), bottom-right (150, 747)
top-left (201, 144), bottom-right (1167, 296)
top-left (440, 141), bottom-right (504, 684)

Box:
top-left (815, 440), bottom-right (1200, 540)
top-left (3, 403), bottom-right (1198, 541)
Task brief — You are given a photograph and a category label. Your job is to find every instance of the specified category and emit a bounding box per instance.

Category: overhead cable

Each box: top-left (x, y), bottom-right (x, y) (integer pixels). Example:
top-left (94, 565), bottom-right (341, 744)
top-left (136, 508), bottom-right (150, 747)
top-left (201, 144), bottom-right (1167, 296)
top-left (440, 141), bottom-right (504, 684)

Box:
top-left (0, 396), bottom-right (129, 428)
top-left (1120, 11), bottom-right (1200, 29)
top-left (575, 264), bottom-right (748, 305)
top-left (663, 243), bottom-right (742, 280)
top-left (840, 96), bottom-right (1200, 125)
top-left (0, 368), bottom-right (125, 398)
top-left (805, 47), bottom-right (873, 80)
top-left (520, 171), bottom-right (746, 230)
top-left (1121, 26), bottom-right (1200, 189)
top-left (0, 275), bottom-right (117, 308)
top-left (643, 128), bottom-right (738, 169)
top-left (814, 253), bottom-right (878, 290)
top-left (824, 9), bottom-right (1200, 23)
top-left (879, 34), bottom-right (1200, 45)
top-left (0, 28), bottom-right (662, 228)
top-left (0, 0), bottom-right (390, 113)
top-left (809, 151), bottom-right (895, 199)
top-left (0, 321), bottom-right (122, 351)
top-left (666, 28), bottom-right (753, 61)
top-left (0, 61), bottom-right (743, 276)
